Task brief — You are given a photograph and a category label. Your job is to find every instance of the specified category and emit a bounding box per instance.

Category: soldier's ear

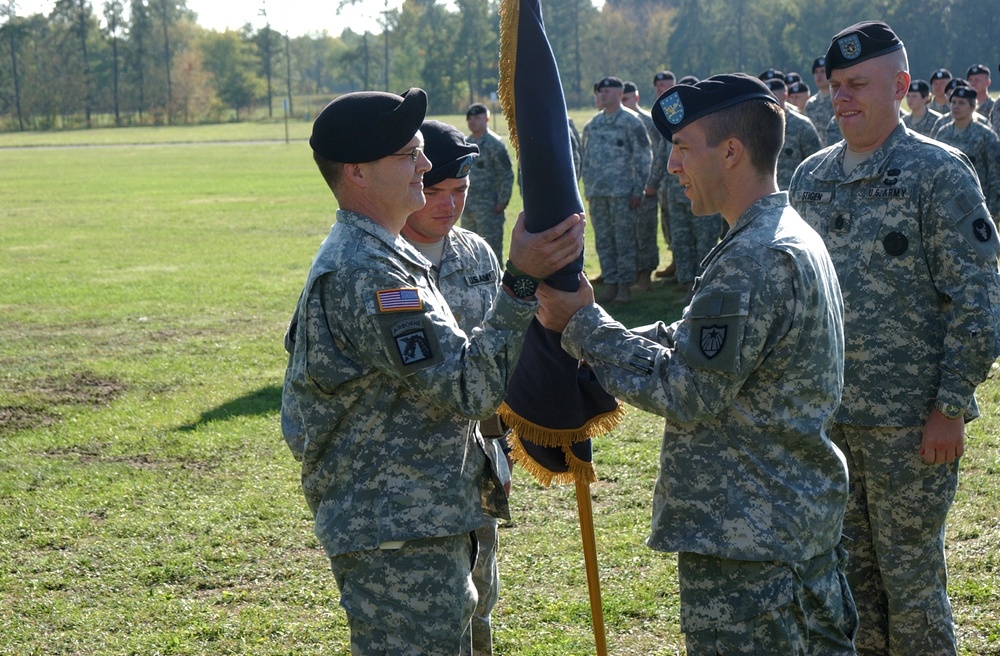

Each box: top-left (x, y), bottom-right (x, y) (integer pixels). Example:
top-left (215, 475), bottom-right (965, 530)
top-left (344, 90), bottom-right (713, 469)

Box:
top-left (722, 137), bottom-right (744, 171)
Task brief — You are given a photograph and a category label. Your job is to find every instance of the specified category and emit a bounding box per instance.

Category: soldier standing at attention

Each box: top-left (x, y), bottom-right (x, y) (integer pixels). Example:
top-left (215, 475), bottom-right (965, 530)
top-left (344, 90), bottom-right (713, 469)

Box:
top-left (806, 56), bottom-right (836, 146)
top-left (928, 68), bottom-right (953, 115)
top-left (902, 79), bottom-right (942, 137)
top-left (650, 70), bottom-right (678, 280)
top-left (934, 85), bottom-right (1000, 218)
top-left (280, 89), bottom-right (585, 655)
top-left (622, 80), bottom-right (661, 291)
top-left (581, 76), bottom-right (652, 304)
top-left (966, 63), bottom-right (995, 119)
top-left (537, 73), bottom-right (857, 655)
top-left (789, 22), bottom-right (1000, 655)
top-left (464, 103), bottom-right (515, 262)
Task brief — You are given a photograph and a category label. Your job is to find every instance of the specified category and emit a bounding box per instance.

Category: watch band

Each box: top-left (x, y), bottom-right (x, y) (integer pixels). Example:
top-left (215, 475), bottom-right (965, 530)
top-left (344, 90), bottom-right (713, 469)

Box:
top-left (504, 259), bottom-right (540, 283)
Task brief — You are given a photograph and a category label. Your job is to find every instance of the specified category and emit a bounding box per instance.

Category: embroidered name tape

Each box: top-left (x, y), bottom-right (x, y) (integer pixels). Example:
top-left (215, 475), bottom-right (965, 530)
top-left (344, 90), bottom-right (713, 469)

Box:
top-left (377, 287), bottom-right (423, 312)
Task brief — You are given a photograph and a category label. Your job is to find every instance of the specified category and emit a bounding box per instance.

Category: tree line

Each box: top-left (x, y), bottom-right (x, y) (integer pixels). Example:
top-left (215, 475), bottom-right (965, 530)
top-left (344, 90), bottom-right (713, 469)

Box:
top-left (0, 0), bottom-right (997, 132)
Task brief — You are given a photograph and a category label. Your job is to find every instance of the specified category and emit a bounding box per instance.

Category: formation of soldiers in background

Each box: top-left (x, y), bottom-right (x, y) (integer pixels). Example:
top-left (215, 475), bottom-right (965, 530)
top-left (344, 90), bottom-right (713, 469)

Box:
top-left (460, 60), bottom-right (1000, 305)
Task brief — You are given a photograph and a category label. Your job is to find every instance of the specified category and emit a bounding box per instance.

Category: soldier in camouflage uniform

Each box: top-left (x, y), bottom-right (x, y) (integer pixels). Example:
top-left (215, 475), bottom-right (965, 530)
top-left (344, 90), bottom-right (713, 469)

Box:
top-left (281, 89), bottom-right (585, 655)
top-left (934, 86), bottom-right (1000, 217)
top-left (790, 22), bottom-right (1000, 656)
top-left (807, 57), bottom-right (836, 147)
top-left (901, 79), bottom-right (941, 137)
top-left (649, 70), bottom-right (678, 280)
top-left (928, 68), bottom-right (952, 115)
top-left (623, 80), bottom-right (661, 290)
top-left (582, 76), bottom-right (652, 304)
top-left (966, 63), bottom-right (995, 120)
top-left (400, 120), bottom-right (513, 656)
top-left (537, 74), bottom-right (856, 655)
top-left (464, 103), bottom-right (515, 262)
top-left (762, 76), bottom-right (822, 189)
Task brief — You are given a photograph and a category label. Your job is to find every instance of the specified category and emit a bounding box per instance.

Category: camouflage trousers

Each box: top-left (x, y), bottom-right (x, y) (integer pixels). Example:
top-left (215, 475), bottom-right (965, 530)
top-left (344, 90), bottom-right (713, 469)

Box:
top-left (635, 193), bottom-right (660, 272)
top-left (658, 188), bottom-right (671, 245)
top-left (589, 195), bottom-right (637, 285)
top-left (667, 197), bottom-right (721, 285)
top-left (678, 546), bottom-right (857, 655)
top-left (462, 201), bottom-right (506, 263)
top-left (832, 424), bottom-right (959, 656)
top-left (463, 518), bottom-right (499, 656)
top-left (330, 533), bottom-right (477, 655)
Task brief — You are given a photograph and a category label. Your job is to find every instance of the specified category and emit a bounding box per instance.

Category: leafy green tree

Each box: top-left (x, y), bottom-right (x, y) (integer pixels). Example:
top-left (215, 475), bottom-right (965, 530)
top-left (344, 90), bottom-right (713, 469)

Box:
top-left (200, 29), bottom-right (265, 120)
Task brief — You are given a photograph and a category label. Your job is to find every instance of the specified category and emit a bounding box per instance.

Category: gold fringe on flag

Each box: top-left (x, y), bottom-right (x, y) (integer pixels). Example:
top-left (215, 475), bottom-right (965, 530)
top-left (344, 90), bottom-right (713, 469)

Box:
top-left (497, 401), bottom-right (626, 448)
top-left (497, 0), bottom-right (519, 155)
top-left (506, 432), bottom-right (598, 487)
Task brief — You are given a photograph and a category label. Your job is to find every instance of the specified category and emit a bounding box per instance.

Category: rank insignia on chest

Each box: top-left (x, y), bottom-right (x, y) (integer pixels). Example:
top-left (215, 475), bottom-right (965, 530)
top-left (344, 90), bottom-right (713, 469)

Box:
top-left (377, 287), bottom-right (423, 312)
top-left (700, 325), bottom-right (727, 359)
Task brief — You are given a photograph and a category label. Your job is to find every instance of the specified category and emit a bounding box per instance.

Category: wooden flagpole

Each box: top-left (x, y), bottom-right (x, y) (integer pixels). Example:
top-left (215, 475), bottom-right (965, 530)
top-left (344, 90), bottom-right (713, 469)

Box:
top-left (575, 477), bottom-right (608, 656)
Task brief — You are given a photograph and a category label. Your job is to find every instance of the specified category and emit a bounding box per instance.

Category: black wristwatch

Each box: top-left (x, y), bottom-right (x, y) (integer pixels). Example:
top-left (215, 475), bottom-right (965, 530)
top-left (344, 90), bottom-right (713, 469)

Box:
top-left (503, 260), bottom-right (540, 299)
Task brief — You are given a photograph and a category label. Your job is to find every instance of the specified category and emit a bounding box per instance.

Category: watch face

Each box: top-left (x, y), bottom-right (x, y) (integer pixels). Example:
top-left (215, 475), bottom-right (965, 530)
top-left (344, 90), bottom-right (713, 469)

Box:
top-left (941, 403), bottom-right (964, 419)
top-left (512, 277), bottom-right (538, 298)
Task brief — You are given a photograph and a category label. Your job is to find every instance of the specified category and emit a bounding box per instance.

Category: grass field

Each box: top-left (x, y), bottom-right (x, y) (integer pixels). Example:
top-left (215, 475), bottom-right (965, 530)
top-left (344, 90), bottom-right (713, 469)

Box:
top-left (1, 122), bottom-right (998, 655)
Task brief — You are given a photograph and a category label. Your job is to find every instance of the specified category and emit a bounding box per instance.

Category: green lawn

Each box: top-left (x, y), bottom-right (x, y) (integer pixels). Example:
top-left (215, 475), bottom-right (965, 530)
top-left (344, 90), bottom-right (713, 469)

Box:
top-left (1, 124), bottom-right (997, 655)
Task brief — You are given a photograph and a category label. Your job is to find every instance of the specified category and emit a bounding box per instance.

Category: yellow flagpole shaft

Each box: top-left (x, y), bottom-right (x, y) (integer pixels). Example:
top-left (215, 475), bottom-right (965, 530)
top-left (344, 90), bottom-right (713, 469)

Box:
top-left (575, 477), bottom-right (608, 656)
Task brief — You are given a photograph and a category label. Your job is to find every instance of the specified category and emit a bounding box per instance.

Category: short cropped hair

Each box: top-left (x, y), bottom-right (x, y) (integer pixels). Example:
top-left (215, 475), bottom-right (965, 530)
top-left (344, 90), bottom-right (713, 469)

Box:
top-left (313, 150), bottom-right (345, 194)
top-left (700, 99), bottom-right (785, 176)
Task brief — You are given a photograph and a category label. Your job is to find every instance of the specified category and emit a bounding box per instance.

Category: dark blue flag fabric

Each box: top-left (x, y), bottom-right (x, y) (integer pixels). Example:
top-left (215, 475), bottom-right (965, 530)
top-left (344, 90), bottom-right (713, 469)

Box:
top-left (496, 0), bottom-right (624, 486)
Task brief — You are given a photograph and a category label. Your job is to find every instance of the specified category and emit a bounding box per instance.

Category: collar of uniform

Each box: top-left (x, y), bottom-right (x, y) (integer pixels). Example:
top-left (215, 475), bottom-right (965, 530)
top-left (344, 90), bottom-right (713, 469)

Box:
top-left (809, 121), bottom-right (907, 183)
top-left (726, 192), bottom-right (790, 243)
top-left (335, 209), bottom-right (431, 272)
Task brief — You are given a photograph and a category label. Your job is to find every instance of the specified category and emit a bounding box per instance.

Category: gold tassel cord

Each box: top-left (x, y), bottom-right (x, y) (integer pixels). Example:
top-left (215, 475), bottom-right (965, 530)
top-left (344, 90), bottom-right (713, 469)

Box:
top-left (497, 401), bottom-right (627, 448)
top-left (497, 0), bottom-right (519, 155)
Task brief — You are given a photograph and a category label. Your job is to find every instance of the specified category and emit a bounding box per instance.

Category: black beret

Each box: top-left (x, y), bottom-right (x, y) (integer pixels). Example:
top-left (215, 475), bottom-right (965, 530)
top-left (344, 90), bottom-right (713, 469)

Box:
top-left (623, 81), bottom-right (638, 94)
top-left (784, 72), bottom-right (802, 85)
top-left (593, 82), bottom-right (600, 94)
top-left (677, 75), bottom-right (700, 85)
top-left (465, 103), bottom-right (488, 118)
top-left (765, 78), bottom-right (787, 92)
top-left (967, 64), bottom-right (990, 78)
top-left (788, 81), bottom-right (811, 95)
top-left (825, 21), bottom-right (903, 77)
top-left (945, 77), bottom-right (970, 93)
top-left (654, 70), bottom-right (676, 83)
top-left (812, 57), bottom-right (827, 72)
top-left (310, 88), bottom-right (426, 163)
top-left (419, 120), bottom-right (479, 188)
top-left (930, 68), bottom-right (952, 81)
top-left (950, 86), bottom-right (977, 102)
top-left (908, 79), bottom-right (930, 95)
top-left (595, 76), bottom-right (624, 90)
top-left (758, 68), bottom-right (785, 81)
top-left (651, 73), bottom-right (779, 140)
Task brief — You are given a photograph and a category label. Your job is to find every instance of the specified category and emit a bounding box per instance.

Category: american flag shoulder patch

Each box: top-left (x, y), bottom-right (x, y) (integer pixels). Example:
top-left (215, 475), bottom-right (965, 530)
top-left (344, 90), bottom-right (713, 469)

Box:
top-left (376, 287), bottom-right (423, 312)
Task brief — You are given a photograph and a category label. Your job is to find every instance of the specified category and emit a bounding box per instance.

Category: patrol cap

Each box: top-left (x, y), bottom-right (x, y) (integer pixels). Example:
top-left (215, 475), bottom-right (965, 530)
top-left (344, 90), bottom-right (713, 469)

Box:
top-left (758, 68), bottom-right (785, 81)
top-left (465, 102), bottom-right (489, 118)
top-left (784, 72), bottom-right (802, 85)
top-left (419, 120), bottom-right (479, 188)
top-left (678, 75), bottom-right (700, 85)
top-left (654, 70), bottom-right (675, 83)
top-left (825, 21), bottom-right (903, 78)
top-left (623, 81), bottom-right (638, 94)
top-left (812, 57), bottom-right (827, 72)
top-left (967, 64), bottom-right (990, 78)
top-left (930, 68), bottom-right (952, 81)
top-left (310, 88), bottom-right (427, 163)
top-left (949, 86), bottom-right (978, 102)
top-left (788, 81), bottom-right (811, 95)
top-left (651, 73), bottom-right (779, 140)
top-left (595, 76), bottom-right (624, 90)
top-left (908, 79), bottom-right (930, 96)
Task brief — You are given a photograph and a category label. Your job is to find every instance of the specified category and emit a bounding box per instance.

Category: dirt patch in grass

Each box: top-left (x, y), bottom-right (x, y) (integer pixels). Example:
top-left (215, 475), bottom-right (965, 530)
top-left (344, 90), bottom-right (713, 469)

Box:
top-left (0, 405), bottom-right (59, 434)
top-left (0, 371), bottom-right (127, 436)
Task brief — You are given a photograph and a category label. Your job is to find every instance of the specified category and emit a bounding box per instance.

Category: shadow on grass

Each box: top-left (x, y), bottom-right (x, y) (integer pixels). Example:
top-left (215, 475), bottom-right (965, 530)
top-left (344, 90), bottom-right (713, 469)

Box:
top-left (178, 384), bottom-right (281, 431)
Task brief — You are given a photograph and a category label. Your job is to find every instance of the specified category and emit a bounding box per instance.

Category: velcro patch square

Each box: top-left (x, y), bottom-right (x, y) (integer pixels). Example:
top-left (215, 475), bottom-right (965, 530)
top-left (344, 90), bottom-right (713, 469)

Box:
top-left (377, 287), bottom-right (422, 312)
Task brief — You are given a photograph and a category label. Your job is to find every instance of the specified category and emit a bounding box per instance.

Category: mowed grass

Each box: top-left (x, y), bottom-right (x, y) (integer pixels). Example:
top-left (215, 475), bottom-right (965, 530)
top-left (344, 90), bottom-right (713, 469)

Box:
top-left (1, 125), bottom-right (998, 655)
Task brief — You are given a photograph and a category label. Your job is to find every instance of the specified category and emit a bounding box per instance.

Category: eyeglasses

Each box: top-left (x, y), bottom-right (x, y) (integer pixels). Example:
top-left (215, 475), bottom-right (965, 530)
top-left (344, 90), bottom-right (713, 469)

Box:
top-left (387, 147), bottom-right (424, 163)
